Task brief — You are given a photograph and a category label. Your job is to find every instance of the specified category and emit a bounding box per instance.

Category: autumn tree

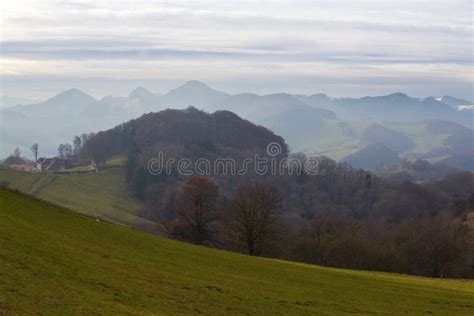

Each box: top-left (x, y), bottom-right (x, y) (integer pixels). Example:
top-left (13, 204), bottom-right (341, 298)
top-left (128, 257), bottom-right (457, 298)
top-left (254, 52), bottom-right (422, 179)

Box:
top-left (173, 176), bottom-right (219, 244)
top-left (227, 183), bottom-right (282, 256)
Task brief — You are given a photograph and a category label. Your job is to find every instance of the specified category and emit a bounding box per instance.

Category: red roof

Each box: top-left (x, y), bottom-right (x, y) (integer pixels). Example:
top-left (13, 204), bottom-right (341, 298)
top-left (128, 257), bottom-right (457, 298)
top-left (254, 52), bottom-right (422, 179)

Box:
top-left (10, 164), bottom-right (36, 171)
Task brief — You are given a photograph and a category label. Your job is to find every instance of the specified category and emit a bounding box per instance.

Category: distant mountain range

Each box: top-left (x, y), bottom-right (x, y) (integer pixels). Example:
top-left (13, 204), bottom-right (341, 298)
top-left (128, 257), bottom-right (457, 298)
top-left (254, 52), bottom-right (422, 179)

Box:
top-left (296, 92), bottom-right (473, 124)
top-left (1, 81), bottom-right (472, 171)
top-left (0, 96), bottom-right (41, 109)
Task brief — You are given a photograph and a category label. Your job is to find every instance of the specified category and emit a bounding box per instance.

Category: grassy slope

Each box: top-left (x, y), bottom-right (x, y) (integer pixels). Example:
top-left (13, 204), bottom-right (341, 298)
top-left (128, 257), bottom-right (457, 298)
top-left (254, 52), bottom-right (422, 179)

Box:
top-left (0, 166), bottom-right (154, 231)
top-left (1, 189), bottom-right (473, 315)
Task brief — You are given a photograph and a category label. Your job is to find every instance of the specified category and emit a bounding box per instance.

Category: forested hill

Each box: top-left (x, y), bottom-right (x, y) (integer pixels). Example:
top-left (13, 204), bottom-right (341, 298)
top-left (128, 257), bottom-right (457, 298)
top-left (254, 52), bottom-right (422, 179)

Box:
top-left (79, 107), bottom-right (289, 219)
top-left (82, 106), bottom-right (288, 165)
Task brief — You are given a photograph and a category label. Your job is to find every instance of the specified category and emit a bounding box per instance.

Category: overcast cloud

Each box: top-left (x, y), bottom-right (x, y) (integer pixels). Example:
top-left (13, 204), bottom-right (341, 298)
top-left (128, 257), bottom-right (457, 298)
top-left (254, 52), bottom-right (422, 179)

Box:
top-left (0, 0), bottom-right (472, 99)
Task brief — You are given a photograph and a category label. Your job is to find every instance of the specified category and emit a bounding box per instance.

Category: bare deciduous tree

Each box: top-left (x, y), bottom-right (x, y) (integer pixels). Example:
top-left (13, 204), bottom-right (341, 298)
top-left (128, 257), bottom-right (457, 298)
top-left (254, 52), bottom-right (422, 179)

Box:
top-left (228, 183), bottom-right (282, 256)
top-left (58, 143), bottom-right (73, 159)
top-left (57, 144), bottom-right (65, 159)
top-left (30, 143), bottom-right (39, 162)
top-left (397, 215), bottom-right (472, 278)
top-left (73, 136), bottom-right (82, 156)
top-left (174, 176), bottom-right (219, 244)
top-left (64, 143), bottom-right (73, 158)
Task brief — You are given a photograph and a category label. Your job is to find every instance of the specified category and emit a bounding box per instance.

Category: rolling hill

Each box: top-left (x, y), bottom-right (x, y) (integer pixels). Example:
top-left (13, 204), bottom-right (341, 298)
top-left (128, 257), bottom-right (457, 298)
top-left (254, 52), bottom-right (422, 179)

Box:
top-left (0, 165), bottom-right (154, 231)
top-left (1, 188), bottom-right (473, 314)
top-left (341, 143), bottom-right (401, 170)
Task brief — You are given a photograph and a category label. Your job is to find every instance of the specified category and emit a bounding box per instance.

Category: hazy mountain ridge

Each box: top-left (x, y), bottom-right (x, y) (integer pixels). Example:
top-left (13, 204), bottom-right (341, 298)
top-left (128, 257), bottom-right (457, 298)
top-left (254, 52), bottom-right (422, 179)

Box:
top-left (1, 81), bottom-right (472, 171)
top-left (437, 96), bottom-right (473, 109)
top-left (0, 96), bottom-right (41, 109)
top-left (301, 92), bottom-right (472, 126)
top-left (7, 89), bottom-right (107, 117)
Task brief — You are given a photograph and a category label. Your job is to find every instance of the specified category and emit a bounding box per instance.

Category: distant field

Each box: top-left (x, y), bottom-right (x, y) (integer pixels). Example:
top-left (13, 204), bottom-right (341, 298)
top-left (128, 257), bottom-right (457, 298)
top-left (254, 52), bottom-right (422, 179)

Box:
top-left (301, 120), bottom-right (456, 161)
top-left (1, 188), bottom-right (473, 315)
top-left (0, 165), bottom-right (154, 231)
top-left (384, 122), bottom-right (446, 155)
top-left (57, 165), bottom-right (95, 172)
top-left (105, 155), bottom-right (126, 167)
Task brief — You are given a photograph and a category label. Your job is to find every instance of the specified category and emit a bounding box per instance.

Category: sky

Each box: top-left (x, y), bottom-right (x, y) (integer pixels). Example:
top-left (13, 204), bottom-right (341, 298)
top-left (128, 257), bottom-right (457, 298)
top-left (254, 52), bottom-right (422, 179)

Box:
top-left (1, 0), bottom-right (473, 100)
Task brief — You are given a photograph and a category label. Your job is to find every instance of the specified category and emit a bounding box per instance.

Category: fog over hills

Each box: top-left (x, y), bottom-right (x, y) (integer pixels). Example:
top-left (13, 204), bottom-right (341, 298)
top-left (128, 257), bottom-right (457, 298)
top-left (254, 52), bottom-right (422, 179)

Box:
top-left (0, 96), bottom-right (41, 109)
top-left (1, 81), bottom-right (472, 171)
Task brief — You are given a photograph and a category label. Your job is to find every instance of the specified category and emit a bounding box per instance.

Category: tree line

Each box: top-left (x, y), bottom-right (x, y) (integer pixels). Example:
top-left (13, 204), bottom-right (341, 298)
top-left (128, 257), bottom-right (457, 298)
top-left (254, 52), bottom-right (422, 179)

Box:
top-left (165, 175), bottom-right (473, 279)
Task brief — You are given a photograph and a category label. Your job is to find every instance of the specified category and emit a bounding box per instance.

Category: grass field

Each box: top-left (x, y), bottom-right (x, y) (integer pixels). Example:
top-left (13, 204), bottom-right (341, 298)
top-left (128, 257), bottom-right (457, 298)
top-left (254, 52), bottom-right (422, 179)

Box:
top-left (105, 155), bottom-right (126, 167)
top-left (1, 188), bottom-right (473, 315)
top-left (0, 165), bottom-right (155, 231)
top-left (57, 165), bottom-right (95, 172)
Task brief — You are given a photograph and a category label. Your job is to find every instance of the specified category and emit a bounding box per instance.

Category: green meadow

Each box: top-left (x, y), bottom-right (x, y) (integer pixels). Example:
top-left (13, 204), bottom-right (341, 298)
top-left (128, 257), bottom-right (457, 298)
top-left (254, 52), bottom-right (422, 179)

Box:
top-left (0, 165), bottom-right (154, 231)
top-left (1, 188), bottom-right (473, 315)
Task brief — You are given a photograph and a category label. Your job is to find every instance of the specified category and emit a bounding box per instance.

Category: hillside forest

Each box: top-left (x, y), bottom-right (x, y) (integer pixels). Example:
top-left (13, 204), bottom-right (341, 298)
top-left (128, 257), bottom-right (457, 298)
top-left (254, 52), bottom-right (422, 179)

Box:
top-left (69, 108), bottom-right (474, 279)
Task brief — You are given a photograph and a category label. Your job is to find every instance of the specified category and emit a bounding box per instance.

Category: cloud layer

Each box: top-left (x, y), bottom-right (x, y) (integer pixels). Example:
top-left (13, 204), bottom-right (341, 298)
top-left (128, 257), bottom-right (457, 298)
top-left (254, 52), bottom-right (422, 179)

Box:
top-left (1, 0), bottom-right (472, 99)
